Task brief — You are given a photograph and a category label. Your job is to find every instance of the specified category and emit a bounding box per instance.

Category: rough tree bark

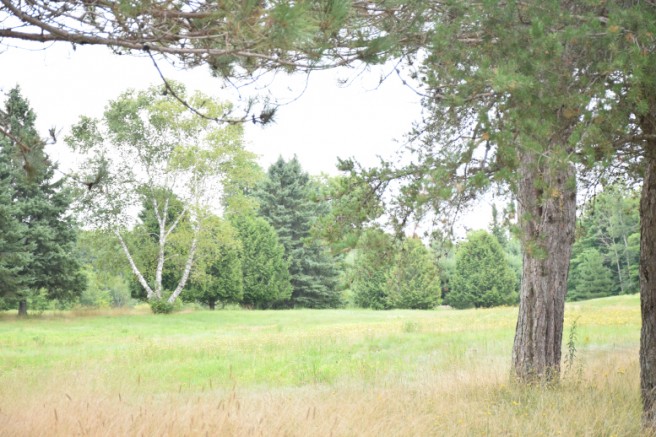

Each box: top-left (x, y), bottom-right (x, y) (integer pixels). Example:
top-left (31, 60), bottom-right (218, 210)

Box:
top-left (17, 299), bottom-right (27, 317)
top-left (512, 146), bottom-right (577, 382)
top-left (640, 139), bottom-right (656, 426)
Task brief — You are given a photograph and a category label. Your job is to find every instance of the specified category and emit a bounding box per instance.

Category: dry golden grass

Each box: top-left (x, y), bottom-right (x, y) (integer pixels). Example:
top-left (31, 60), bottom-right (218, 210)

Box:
top-left (0, 350), bottom-right (643, 436)
top-left (0, 296), bottom-right (645, 436)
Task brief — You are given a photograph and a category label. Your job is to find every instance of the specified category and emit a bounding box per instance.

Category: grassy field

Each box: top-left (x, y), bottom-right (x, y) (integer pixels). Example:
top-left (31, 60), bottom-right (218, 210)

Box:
top-left (0, 295), bottom-right (644, 436)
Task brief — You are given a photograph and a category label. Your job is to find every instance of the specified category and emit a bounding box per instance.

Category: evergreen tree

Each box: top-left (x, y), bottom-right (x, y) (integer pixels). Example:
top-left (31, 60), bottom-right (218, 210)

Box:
top-left (257, 156), bottom-right (340, 308)
top-left (572, 186), bottom-right (640, 296)
top-left (386, 237), bottom-right (440, 309)
top-left (568, 248), bottom-right (614, 302)
top-left (231, 215), bottom-right (291, 309)
top-left (191, 243), bottom-right (243, 309)
top-left (351, 229), bottom-right (395, 309)
top-left (189, 217), bottom-right (243, 309)
top-left (0, 87), bottom-right (85, 315)
top-left (0, 151), bottom-right (29, 306)
top-left (449, 231), bottom-right (517, 310)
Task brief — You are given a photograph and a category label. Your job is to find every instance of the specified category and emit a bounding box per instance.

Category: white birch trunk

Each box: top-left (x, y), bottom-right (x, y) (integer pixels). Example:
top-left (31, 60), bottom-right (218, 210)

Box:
top-left (154, 197), bottom-right (168, 298)
top-left (167, 230), bottom-right (199, 303)
top-left (114, 229), bottom-right (155, 299)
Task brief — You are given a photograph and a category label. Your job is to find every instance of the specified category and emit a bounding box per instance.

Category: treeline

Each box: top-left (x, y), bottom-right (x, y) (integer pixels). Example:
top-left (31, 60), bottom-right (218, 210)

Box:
top-left (0, 86), bottom-right (641, 315)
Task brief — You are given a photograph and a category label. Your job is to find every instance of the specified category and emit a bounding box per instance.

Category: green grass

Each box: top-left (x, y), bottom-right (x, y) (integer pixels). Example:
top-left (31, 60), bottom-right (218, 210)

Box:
top-left (0, 295), bottom-right (644, 436)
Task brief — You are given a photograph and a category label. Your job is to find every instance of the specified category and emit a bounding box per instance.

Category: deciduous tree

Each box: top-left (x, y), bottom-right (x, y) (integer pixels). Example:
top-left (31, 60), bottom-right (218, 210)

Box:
top-left (67, 83), bottom-right (258, 304)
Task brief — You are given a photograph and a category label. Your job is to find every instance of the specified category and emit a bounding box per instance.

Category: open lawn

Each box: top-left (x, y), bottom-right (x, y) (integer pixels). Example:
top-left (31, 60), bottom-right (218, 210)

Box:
top-left (0, 295), bottom-right (644, 436)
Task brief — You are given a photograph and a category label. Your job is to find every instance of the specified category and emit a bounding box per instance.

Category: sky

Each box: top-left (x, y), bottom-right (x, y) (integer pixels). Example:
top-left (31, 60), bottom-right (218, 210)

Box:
top-left (1, 42), bottom-right (421, 176)
top-left (1, 41), bottom-right (493, 234)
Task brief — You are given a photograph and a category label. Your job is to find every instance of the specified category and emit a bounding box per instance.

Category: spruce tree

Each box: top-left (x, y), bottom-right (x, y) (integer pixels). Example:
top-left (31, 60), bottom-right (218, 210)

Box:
top-left (0, 150), bottom-right (29, 306)
top-left (257, 156), bottom-right (340, 308)
top-left (0, 87), bottom-right (85, 315)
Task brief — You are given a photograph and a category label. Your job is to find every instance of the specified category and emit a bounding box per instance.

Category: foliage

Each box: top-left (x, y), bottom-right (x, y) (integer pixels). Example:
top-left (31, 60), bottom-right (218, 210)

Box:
top-left (189, 216), bottom-right (244, 309)
top-left (0, 1), bottom-right (417, 83)
top-left (257, 156), bottom-right (341, 308)
top-left (351, 229), bottom-right (395, 309)
top-left (67, 83), bottom-right (260, 303)
top-left (149, 298), bottom-right (176, 314)
top-left (231, 215), bottom-right (291, 309)
top-left (385, 237), bottom-right (441, 309)
top-left (430, 231), bottom-right (456, 301)
top-left (0, 87), bottom-right (85, 314)
top-left (312, 171), bottom-right (384, 255)
top-left (449, 231), bottom-right (517, 309)
top-left (79, 267), bottom-right (111, 308)
top-left (568, 248), bottom-right (614, 302)
top-left (0, 144), bottom-right (27, 295)
top-left (569, 186), bottom-right (640, 299)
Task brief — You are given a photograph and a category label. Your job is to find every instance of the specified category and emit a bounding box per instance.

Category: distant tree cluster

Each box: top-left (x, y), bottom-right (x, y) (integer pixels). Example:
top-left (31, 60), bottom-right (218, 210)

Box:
top-left (348, 230), bottom-right (440, 310)
top-left (568, 187), bottom-right (640, 301)
top-left (0, 85), bottom-right (640, 318)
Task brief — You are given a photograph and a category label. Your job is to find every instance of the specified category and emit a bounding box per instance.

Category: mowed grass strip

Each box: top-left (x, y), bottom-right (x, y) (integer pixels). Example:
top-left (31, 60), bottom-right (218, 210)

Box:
top-left (0, 295), bottom-right (643, 436)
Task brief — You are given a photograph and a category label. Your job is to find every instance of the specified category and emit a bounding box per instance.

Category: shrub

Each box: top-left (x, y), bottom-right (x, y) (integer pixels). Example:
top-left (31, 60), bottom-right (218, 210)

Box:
top-left (149, 298), bottom-right (175, 314)
top-left (448, 231), bottom-right (517, 309)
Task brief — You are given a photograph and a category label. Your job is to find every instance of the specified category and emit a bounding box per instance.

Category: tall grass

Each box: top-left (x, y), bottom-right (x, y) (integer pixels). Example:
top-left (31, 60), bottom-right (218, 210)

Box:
top-left (0, 295), bottom-right (644, 436)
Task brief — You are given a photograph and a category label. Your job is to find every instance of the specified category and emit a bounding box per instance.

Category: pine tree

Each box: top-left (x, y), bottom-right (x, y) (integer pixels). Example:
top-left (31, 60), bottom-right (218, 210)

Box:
top-left (231, 215), bottom-right (291, 309)
top-left (257, 156), bottom-right (341, 308)
top-left (449, 231), bottom-right (517, 309)
top-left (0, 87), bottom-right (85, 315)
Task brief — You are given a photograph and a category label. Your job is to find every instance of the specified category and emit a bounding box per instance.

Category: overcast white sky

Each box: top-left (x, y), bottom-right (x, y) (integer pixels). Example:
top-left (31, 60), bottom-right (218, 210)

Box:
top-left (1, 41), bottom-right (492, 233)
top-left (1, 42), bottom-right (421, 176)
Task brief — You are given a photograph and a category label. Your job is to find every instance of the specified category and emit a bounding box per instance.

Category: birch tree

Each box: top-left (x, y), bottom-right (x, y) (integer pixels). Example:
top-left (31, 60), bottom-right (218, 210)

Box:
top-left (67, 83), bottom-right (257, 303)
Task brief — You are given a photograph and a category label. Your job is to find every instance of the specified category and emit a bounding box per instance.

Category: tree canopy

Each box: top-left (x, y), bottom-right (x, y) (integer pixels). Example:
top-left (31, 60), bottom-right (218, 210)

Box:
top-left (67, 83), bottom-right (259, 304)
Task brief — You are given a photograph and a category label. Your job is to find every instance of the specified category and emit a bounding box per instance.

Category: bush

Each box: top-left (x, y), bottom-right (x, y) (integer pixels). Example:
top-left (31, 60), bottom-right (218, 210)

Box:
top-left (385, 237), bottom-right (441, 309)
top-left (149, 298), bottom-right (175, 314)
top-left (351, 229), bottom-right (395, 309)
top-left (231, 215), bottom-right (292, 309)
top-left (448, 231), bottom-right (517, 309)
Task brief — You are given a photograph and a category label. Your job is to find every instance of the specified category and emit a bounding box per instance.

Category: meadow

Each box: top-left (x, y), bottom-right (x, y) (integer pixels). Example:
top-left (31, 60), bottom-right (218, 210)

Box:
top-left (0, 295), bottom-right (644, 436)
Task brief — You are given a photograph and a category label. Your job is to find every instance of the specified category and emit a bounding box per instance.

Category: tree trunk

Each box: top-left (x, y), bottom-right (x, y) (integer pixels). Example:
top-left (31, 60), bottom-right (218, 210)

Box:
top-left (168, 230), bottom-right (198, 304)
top-left (208, 299), bottom-right (216, 310)
top-left (18, 299), bottom-right (27, 317)
top-left (640, 144), bottom-right (656, 426)
top-left (114, 229), bottom-right (155, 299)
top-left (512, 148), bottom-right (577, 382)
